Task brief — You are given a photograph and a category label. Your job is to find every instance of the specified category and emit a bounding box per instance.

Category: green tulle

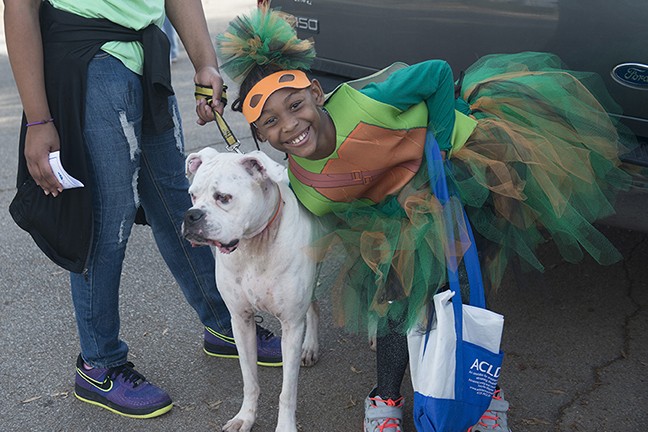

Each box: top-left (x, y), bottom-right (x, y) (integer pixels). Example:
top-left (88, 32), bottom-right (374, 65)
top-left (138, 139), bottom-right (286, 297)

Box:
top-left (313, 52), bottom-right (637, 337)
top-left (453, 52), bottom-right (636, 288)
top-left (216, 7), bottom-right (315, 83)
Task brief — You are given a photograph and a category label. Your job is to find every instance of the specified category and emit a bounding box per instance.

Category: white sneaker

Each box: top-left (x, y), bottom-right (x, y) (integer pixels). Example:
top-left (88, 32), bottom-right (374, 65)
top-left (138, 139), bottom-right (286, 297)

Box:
top-left (468, 388), bottom-right (512, 432)
top-left (364, 388), bottom-right (404, 432)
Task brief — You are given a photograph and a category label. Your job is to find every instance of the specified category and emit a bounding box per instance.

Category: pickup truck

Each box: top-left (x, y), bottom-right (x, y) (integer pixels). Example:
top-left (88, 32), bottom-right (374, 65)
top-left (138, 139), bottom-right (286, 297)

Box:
top-left (263, 0), bottom-right (648, 230)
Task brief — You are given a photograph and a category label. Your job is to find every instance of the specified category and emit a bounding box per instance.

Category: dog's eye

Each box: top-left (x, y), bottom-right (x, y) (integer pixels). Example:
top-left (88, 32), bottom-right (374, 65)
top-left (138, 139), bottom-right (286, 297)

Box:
top-left (214, 193), bottom-right (232, 204)
top-left (190, 193), bottom-right (196, 203)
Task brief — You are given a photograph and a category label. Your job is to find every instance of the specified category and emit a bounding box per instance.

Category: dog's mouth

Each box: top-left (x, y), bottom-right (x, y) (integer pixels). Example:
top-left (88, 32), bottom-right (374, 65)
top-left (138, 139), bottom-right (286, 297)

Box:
top-left (211, 239), bottom-right (239, 254)
top-left (184, 232), bottom-right (239, 254)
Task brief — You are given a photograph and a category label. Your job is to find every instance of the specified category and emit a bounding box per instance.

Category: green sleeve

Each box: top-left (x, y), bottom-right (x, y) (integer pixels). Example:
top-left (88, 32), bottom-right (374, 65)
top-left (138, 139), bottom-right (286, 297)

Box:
top-left (360, 60), bottom-right (456, 151)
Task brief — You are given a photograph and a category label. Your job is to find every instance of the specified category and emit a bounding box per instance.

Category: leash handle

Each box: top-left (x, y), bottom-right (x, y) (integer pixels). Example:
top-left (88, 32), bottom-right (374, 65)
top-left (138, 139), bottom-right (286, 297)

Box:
top-left (194, 84), bottom-right (243, 153)
top-left (194, 84), bottom-right (228, 106)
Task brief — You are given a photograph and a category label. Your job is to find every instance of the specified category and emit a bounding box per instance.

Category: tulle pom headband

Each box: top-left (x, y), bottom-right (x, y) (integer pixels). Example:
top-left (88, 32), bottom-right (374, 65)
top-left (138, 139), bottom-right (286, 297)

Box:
top-left (216, 6), bottom-right (316, 84)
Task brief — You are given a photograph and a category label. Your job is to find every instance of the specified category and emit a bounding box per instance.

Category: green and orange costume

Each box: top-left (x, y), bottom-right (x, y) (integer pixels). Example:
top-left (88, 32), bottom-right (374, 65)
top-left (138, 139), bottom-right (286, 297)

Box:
top-left (286, 55), bottom-right (634, 334)
top-left (215, 9), bottom-right (635, 335)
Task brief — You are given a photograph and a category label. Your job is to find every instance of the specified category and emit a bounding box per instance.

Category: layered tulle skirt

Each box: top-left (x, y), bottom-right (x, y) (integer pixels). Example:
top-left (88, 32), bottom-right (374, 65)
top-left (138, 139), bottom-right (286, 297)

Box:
top-left (314, 52), bottom-right (636, 335)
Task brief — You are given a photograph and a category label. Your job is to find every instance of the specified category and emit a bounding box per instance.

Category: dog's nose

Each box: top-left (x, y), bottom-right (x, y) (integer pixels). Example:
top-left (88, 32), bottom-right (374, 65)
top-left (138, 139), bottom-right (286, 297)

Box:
top-left (184, 208), bottom-right (205, 226)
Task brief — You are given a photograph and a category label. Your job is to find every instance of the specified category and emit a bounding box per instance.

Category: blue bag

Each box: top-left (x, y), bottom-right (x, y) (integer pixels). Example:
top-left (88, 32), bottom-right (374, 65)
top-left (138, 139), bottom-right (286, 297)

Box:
top-left (407, 132), bottom-right (505, 432)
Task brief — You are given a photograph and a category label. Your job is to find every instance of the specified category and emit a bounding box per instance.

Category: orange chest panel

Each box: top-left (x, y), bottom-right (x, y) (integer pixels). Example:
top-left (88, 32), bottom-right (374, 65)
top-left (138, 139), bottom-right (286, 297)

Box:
top-left (290, 122), bottom-right (426, 204)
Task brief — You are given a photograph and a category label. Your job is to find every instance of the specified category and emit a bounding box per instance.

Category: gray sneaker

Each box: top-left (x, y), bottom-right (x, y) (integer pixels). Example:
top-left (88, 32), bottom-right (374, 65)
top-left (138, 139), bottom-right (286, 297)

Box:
top-left (364, 388), bottom-right (404, 432)
top-left (468, 388), bottom-right (512, 432)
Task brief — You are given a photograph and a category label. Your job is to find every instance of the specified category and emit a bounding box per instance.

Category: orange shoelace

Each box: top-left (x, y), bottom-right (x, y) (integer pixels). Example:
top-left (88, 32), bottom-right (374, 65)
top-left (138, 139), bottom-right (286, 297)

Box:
top-left (468, 389), bottom-right (503, 431)
top-left (369, 396), bottom-right (404, 431)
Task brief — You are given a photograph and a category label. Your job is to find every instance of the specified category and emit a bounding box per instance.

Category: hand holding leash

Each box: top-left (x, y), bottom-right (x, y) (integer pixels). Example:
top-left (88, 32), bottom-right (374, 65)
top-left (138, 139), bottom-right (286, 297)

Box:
top-left (195, 84), bottom-right (242, 154)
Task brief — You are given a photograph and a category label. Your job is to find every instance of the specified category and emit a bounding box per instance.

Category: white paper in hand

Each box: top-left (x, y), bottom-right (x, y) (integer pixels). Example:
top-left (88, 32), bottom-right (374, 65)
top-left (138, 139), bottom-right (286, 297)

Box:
top-left (48, 151), bottom-right (84, 189)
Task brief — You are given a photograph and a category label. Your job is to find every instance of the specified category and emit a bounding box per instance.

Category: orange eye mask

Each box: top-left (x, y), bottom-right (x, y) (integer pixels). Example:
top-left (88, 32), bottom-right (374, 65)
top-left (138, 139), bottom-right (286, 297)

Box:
top-left (243, 70), bottom-right (312, 123)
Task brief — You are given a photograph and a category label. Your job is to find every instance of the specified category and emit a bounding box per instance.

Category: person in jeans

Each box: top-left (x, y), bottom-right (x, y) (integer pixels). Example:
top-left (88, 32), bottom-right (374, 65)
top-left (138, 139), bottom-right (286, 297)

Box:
top-left (4, 0), bottom-right (281, 419)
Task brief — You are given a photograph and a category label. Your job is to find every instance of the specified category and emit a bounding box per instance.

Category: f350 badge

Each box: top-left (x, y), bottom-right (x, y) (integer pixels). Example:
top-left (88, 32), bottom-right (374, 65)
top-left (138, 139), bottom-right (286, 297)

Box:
top-left (612, 63), bottom-right (648, 90)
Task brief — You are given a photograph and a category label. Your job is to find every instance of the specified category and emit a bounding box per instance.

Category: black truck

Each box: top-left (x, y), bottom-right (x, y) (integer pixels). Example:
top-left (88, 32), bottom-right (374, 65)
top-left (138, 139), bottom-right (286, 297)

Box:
top-left (265, 0), bottom-right (648, 229)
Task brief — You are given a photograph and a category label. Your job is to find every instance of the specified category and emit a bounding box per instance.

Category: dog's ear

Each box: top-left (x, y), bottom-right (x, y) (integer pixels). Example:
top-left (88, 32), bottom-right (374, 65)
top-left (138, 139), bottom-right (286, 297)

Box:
top-left (241, 155), bottom-right (269, 182)
top-left (244, 151), bottom-right (287, 183)
top-left (185, 147), bottom-right (219, 182)
top-left (185, 154), bottom-right (202, 182)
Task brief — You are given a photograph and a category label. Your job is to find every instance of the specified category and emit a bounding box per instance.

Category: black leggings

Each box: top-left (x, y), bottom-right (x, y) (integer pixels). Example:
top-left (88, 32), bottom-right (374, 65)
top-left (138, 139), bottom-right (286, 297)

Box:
top-left (375, 318), bottom-right (409, 400)
top-left (375, 258), bottom-right (473, 400)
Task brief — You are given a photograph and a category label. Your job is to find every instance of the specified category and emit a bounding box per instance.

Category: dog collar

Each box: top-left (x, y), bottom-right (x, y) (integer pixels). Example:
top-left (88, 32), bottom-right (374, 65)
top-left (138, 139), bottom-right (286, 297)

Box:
top-left (249, 185), bottom-right (284, 238)
top-left (243, 70), bottom-right (312, 123)
top-left (265, 189), bottom-right (284, 231)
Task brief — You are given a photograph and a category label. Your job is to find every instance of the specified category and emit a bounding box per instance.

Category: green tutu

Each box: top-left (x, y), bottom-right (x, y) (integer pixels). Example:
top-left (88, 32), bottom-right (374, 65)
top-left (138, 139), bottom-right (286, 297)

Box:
top-left (314, 52), bottom-right (636, 336)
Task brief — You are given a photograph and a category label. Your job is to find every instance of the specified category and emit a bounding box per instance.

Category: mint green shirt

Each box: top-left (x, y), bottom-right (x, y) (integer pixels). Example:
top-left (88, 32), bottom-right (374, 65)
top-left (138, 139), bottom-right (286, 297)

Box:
top-left (48, 0), bottom-right (165, 75)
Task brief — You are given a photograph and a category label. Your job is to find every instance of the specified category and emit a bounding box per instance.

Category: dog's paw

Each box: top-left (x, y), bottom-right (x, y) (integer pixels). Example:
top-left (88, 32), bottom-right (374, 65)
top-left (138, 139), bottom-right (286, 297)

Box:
top-left (368, 334), bottom-right (377, 351)
top-left (301, 329), bottom-right (319, 367)
top-left (223, 417), bottom-right (253, 432)
top-left (368, 318), bottom-right (377, 351)
top-left (275, 421), bottom-right (298, 432)
top-left (301, 345), bottom-right (319, 367)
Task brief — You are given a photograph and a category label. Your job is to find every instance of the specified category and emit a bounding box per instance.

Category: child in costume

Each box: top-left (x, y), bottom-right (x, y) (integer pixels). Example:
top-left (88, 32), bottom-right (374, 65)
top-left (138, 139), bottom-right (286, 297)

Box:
top-left (215, 7), bottom-right (635, 431)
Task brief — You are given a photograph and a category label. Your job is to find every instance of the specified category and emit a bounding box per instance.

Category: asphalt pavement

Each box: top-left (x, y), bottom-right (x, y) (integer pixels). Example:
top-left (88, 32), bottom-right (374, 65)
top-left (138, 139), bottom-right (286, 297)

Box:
top-left (1, 1), bottom-right (647, 431)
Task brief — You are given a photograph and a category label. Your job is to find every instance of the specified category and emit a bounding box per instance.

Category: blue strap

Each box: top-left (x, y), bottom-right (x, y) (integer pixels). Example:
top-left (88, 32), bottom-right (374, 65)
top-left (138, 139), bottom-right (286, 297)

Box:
top-left (424, 131), bottom-right (485, 307)
top-left (424, 131), bottom-right (488, 399)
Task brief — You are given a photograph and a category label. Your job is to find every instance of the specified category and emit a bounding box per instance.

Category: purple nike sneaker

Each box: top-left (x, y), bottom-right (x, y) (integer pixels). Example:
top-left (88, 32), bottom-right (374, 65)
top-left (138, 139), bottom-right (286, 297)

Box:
top-left (74, 354), bottom-right (172, 418)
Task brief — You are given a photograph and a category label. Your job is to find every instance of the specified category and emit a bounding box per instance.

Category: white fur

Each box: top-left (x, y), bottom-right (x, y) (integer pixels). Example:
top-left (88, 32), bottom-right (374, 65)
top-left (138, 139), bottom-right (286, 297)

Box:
top-left (182, 148), bottom-right (320, 432)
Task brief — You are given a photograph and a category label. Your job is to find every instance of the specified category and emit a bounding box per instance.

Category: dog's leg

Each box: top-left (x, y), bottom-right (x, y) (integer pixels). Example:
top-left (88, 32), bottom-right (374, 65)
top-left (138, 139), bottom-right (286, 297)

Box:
top-left (301, 301), bottom-right (320, 367)
top-left (275, 319), bottom-right (306, 432)
top-left (223, 314), bottom-right (259, 432)
top-left (368, 315), bottom-right (377, 351)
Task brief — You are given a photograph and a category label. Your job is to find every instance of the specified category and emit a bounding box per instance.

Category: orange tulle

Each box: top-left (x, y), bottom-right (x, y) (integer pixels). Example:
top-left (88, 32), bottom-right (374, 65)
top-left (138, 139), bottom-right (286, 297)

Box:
top-left (311, 52), bottom-right (636, 335)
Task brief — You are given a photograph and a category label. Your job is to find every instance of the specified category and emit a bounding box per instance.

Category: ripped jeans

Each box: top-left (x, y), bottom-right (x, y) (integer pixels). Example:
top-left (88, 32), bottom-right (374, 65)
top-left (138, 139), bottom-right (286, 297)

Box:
top-left (70, 52), bottom-right (231, 368)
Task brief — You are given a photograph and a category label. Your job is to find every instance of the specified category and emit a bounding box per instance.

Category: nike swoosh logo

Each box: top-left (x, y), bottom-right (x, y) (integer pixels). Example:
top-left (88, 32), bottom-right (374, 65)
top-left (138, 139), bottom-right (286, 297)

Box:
top-left (206, 328), bottom-right (235, 344)
top-left (77, 368), bottom-right (113, 392)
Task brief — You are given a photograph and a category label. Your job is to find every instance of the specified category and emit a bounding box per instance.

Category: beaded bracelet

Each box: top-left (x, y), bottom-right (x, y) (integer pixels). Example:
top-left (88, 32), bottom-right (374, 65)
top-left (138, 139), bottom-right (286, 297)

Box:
top-left (26, 118), bottom-right (54, 127)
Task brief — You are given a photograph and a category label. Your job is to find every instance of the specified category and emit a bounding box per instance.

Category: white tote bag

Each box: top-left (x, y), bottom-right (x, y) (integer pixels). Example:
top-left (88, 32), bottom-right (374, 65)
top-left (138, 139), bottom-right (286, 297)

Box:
top-left (408, 131), bottom-right (505, 431)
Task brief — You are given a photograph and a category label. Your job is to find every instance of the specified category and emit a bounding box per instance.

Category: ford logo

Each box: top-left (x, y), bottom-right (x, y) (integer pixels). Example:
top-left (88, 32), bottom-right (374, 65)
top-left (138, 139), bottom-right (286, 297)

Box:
top-left (611, 63), bottom-right (648, 90)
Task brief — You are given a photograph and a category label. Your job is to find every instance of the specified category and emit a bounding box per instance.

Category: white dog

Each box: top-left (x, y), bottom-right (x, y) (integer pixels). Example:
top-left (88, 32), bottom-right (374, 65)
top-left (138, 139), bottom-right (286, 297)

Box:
top-left (182, 147), bottom-right (320, 432)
